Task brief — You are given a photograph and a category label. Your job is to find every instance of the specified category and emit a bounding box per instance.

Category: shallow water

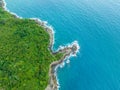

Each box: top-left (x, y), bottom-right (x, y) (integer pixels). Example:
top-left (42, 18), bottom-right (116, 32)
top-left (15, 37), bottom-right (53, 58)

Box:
top-left (5, 0), bottom-right (120, 90)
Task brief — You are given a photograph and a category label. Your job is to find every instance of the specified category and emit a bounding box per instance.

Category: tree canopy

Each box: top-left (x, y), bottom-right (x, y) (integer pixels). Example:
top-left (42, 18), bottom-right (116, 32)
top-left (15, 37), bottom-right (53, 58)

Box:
top-left (0, 7), bottom-right (63, 90)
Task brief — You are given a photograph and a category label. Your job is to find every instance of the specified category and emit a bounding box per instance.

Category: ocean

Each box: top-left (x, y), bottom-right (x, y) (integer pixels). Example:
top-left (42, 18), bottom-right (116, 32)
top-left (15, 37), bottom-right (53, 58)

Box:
top-left (4, 0), bottom-right (120, 90)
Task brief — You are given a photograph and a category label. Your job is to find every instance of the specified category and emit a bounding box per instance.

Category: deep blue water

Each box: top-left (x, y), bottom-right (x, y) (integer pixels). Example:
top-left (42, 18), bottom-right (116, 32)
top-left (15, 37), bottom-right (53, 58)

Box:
top-left (4, 0), bottom-right (120, 90)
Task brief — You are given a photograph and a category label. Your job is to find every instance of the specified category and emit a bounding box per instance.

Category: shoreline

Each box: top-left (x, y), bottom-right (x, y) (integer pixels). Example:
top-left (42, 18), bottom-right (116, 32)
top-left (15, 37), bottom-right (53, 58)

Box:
top-left (0, 0), bottom-right (80, 90)
top-left (46, 41), bottom-right (79, 90)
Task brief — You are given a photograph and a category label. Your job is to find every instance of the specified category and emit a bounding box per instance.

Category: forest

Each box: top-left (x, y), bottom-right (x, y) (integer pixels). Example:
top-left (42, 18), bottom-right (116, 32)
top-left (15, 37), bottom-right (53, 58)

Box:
top-left (0, 7), bottom-right (63, 90)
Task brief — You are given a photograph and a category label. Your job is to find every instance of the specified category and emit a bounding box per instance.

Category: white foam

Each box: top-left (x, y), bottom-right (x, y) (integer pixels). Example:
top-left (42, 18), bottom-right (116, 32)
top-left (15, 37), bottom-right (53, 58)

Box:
top-left (66, 59), bottom-right (70, 64)
top-left (57, 40), bottom-right (80, 55)
top-left (60, 62), bottom-right (65, 68)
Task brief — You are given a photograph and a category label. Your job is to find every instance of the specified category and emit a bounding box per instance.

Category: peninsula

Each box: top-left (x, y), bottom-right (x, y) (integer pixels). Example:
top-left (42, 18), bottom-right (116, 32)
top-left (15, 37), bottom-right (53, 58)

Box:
top-left (0, 0), bottom-right (78, 90)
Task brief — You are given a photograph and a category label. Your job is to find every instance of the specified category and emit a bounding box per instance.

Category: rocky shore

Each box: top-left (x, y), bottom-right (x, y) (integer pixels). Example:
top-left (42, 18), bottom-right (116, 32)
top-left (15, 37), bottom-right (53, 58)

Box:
top-left (45, 43), bottom-right (78, 90)
top-left (33, 18), bottom-right (79, 90)
top-left (0, 0), bottom-right (79, 90)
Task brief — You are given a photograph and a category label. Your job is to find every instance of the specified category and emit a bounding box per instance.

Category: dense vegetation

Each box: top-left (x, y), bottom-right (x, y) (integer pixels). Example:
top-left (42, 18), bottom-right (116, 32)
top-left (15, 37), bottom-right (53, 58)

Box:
top-left (0, 6), bottom-right (63, 90)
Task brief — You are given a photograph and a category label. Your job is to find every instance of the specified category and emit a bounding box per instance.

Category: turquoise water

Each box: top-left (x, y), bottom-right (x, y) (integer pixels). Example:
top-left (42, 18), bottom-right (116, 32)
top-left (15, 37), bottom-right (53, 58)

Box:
top-left (5, 0), bottom-right (120, 90)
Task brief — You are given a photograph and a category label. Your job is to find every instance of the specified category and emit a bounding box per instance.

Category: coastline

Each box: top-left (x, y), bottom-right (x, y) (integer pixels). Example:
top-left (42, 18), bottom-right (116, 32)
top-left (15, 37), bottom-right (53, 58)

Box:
top-left (0, 0), bottom-right (80, 90)
top-left (46, 41), bottom-right (79, 90)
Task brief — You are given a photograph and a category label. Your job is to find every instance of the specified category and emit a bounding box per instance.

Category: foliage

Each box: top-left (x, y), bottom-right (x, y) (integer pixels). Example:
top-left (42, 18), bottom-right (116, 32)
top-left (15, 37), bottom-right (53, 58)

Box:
top-left (0, 7), bottom-right (63, 90)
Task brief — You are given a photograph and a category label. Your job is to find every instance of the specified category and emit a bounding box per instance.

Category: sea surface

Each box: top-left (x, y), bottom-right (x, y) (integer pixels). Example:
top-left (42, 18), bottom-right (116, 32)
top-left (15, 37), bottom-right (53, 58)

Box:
top-left (4, 0), bottom-right (120, 90)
